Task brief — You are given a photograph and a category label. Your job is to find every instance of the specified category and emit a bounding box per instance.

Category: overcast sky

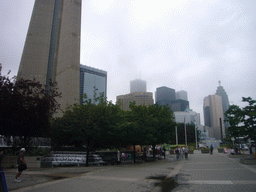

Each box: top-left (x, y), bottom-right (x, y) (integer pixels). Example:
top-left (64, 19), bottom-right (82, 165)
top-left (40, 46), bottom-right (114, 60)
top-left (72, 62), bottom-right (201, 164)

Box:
top-left (1, 0), bottom-right (256, 124)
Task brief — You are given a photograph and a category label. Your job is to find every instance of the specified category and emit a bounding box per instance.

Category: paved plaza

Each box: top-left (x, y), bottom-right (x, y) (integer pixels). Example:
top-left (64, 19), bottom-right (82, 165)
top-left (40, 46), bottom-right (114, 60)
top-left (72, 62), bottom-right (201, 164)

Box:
top-left (3, 150), bottom-right (256, 192)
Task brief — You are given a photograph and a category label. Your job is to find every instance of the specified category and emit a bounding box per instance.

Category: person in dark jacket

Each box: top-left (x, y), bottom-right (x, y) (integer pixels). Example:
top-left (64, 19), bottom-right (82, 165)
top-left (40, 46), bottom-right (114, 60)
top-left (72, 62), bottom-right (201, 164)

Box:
top-left (15, 148), bottom-right (27, 182)
top-left (210, 145), bottom-right (214, 155)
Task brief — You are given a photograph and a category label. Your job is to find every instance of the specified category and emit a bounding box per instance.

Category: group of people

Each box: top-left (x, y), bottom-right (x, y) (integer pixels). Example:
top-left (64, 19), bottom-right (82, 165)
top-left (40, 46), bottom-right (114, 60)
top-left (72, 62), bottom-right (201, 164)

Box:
top-left (175, 146), bottom-right (189, 160)
top-left (0, 148), bottom-right (27, 183)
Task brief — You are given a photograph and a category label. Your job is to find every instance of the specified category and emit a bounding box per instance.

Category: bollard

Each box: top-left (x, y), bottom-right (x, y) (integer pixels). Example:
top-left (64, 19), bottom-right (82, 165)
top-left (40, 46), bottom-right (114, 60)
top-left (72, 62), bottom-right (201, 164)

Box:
top-left (0, 171), bottom-right (8, 192)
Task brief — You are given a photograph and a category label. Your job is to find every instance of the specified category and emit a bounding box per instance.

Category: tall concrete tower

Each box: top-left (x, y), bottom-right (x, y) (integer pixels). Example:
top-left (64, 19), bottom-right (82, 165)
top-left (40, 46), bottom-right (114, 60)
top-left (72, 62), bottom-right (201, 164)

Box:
top-left (17, 0), bottom-right (81, 115)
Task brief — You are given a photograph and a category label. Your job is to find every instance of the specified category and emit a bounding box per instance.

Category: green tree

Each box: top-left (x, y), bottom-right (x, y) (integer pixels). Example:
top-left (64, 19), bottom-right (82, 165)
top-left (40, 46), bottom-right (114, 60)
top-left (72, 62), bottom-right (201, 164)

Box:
top-left (224, 105), bottom-right (244, 138)
top-left (51, 92), bottom-right (121, 166)
top-left (242, 97), bottom-right (256, 140)
top-left (225, 97), bottom-right (256, 142)
top-left (0, 74), bottom-right (60, 147)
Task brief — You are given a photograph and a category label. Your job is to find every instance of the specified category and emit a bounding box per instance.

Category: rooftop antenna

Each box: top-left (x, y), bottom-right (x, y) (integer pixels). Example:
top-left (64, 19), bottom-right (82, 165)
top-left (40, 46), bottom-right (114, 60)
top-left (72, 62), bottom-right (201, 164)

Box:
top-left (0, 63), bottom-right (2, 76)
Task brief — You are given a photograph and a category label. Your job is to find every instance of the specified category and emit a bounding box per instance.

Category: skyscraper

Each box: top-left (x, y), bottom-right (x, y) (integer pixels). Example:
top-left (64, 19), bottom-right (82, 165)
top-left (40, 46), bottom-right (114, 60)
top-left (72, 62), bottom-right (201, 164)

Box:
top-left (80, 64), bottom-right (107, 104)
top-left (215, 81), bottom-right (230, 131)
top-left (17, 0), bottom-right (82, 115)
top-left (203, 95), bottom-right (225, 140)
top-left (130, 79), bottom-right (147, 93)
top-left (155, 86), bottom-right (176, 109)
top-left (176, 90), bottom-right (188, 101)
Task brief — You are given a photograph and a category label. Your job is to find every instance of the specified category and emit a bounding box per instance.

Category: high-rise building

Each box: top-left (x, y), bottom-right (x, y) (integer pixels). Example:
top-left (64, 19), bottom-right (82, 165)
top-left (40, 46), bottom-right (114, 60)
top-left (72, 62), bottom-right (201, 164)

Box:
top-left (117, 92), bottom-right (154, 111)
top-left (174, 108), bottom-right (200, 126)
top-left (171, 99), bottom-right (189, 112)
top-left (215, 81), bottom-right (230, 131)
top-left (17, 0), bottom-right (82, 115)
top-left (130, 79), bottom-right (147, 93)
top-left (176, 90), bottom-right (188, 101)
top-left (155, 86), bottom-right (175, 108)
top-left (80, 65), bottom-right (107, 104)
top-left (203, 95), bottom-right (225, 140)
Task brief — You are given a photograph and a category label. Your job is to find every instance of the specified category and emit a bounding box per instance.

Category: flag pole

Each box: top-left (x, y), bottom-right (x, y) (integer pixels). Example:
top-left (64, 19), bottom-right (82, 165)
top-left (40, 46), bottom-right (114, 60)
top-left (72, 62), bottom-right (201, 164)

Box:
top-left (194, 115), bottom-right (198, 149)
top-left (175, 116), bottom-right (178, 145)
top-left (184, 117), bottom-right (187, 146)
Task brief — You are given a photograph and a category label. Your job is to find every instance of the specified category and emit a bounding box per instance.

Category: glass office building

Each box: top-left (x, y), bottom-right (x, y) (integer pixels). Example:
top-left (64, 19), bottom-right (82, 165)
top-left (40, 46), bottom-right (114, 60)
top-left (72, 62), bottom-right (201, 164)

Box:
top-left (80, 65), bottom-right (107, 104)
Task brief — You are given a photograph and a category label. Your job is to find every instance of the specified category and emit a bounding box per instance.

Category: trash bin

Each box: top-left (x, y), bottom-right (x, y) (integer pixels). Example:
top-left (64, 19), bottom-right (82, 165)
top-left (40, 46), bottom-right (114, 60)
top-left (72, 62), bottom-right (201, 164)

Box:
top-left (0, 171), bottom-right (8, 192)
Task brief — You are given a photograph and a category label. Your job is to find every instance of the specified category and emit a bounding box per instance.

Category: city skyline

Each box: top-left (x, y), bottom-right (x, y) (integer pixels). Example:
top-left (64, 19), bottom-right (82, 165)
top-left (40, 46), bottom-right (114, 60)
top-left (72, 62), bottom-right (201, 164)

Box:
top-left (1, 0), bottom-right (256, 124)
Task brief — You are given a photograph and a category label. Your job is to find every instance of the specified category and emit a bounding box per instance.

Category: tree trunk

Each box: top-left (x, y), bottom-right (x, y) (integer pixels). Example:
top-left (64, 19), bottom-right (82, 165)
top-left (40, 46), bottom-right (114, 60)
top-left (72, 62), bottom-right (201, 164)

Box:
top-left (86, 148), bottom-right (90, 167)
top-left (152, 144), bottom-right (156, 158)
top-left (133, 144), bottom-right (136, 164)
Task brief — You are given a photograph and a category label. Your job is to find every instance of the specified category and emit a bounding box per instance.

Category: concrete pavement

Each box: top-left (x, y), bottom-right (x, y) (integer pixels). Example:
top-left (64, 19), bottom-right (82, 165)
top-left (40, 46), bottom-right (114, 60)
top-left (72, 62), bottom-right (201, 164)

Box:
top-left (3, 150), bottom-right (256, 192)
top-left (172, 150), bottom-right (256, 192)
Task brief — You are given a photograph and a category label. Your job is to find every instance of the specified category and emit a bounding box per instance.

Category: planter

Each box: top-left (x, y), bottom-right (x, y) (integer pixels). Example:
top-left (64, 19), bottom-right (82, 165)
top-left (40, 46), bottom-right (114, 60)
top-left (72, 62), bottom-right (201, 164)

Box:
top-left (201, 150), bottom-right (210, 154)
top-left (188, 150), bottom-right (194, 154)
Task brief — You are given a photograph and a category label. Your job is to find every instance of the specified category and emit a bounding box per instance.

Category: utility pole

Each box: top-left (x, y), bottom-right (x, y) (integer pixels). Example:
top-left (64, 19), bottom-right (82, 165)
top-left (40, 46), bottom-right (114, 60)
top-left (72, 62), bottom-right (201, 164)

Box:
top-left (184, 117), bottom-right (187, 146)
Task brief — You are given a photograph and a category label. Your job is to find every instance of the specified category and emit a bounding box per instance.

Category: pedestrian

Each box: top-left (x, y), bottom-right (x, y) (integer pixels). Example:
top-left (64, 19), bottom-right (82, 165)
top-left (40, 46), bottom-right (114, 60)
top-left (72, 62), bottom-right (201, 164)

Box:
top-left (0, 150), bottom-right (3, 170)
top-left (183, 146), bottom-right (189, 159)
top-left (117, 150), bottom-right (120, 164)
top-left (210, 145), bottom-right (213, 155)
top-left (15, 148), bottom-right (27, 182)
top-left (180, 147), bottom-right (184, 159)
top-left (175, 147), bottom-right (180, 160)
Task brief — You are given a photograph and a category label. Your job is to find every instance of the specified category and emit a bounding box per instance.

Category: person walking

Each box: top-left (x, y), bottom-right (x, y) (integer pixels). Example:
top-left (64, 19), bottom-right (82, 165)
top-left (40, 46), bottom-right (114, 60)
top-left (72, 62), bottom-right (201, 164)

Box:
top-left (180, 147), bottom-right (184, 159)
top-left (15, 148), bottom-right (27, 182)
top-left (210, 144), bottom-right (213, 155)
top-left (183, 146), bottom-right (189, 159)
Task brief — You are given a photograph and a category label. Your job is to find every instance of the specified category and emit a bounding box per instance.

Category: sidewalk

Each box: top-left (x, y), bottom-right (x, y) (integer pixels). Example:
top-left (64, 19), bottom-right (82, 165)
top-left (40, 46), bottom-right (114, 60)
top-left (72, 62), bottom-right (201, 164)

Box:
top-left (3, 150), bottom-right (256, 191)
top-left (4, 155), bottom-right (176, 191)
top-left (172, 150), bottom-right (256, 192)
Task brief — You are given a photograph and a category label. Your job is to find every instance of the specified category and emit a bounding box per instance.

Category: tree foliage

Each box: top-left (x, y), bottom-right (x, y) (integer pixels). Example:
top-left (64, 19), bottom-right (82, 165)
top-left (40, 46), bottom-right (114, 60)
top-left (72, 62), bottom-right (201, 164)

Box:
top-left (51, 97), bottom-right (176, 161)
top-left (0, 74), bottom-right (60, 142)
top-left (224, 105), bottom-right (244, 138)
top-left (225, 97), bottom-right (256, 140)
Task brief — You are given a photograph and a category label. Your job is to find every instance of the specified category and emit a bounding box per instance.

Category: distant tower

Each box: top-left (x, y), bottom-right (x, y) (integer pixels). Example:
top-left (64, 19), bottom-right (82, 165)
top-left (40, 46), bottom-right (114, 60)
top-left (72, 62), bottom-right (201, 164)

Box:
top-left (176, 90), bottom-right (188, 101)
top-left (17, 0), bottom-right (82, 115)
top-left (203, 95), bottom-right (225, 140)
top-left (155, 86), bottom-right (176, 108)
top-left (130, 79), bottom-right (146, 93)
top-left (215, 81), bottom-right (230, 133)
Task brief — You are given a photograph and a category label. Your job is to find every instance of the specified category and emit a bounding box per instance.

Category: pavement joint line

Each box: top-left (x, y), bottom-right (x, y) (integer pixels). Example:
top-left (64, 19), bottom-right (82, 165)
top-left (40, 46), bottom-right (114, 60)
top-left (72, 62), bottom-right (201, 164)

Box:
top-left (179, 180), bottom-right (233, 185)
top-left (166, 160), bottom-right (184, 178)
top-left (81, 175), bottom-right (158, 183)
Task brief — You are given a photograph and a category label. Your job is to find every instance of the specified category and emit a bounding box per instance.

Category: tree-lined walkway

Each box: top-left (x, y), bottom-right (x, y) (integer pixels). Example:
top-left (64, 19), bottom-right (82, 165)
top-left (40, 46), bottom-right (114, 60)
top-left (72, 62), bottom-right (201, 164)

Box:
top-left (173, 150), bottom-right (256, 192)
